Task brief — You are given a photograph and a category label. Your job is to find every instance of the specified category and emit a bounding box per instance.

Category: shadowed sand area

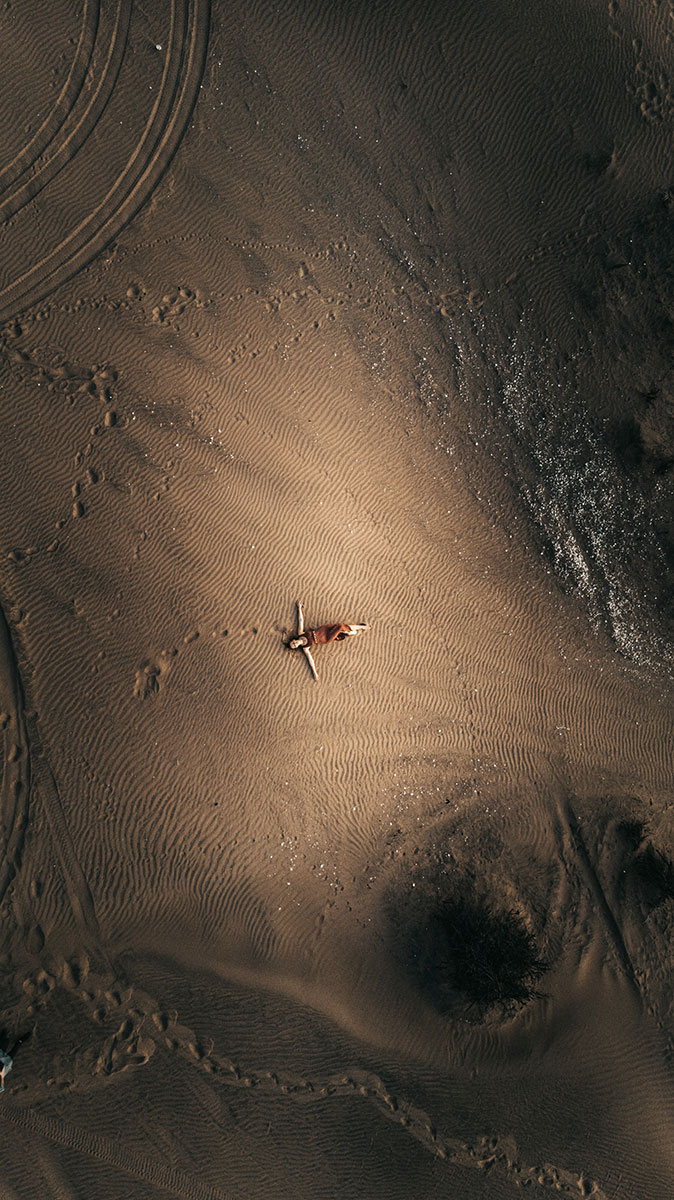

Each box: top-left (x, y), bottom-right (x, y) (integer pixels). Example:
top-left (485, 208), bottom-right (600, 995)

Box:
top-left (1, 1), bottom-right (674, 1197)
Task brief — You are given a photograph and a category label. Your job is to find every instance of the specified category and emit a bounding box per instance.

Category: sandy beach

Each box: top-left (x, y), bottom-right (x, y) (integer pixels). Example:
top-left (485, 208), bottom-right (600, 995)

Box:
top-left (1, 1), bottom-right (673, 1196)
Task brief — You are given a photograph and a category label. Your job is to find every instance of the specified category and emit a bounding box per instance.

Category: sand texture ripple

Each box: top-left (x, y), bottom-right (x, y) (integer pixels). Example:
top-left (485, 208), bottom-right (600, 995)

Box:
top-left (0, 1), bottom-right (674, 1197)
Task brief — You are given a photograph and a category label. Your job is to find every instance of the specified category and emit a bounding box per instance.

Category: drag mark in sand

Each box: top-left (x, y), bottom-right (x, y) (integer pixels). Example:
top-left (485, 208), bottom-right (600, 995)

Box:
top-left (0, 0), bottom-right (211, 321)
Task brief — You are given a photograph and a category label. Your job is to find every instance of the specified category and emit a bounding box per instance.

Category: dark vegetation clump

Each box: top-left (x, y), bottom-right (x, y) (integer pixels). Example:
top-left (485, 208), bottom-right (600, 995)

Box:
top-left (633, 844), bottom-right (674, 910)
top-left (615, 820), bottom-right (674, 910)
top-left (615, 819), bottom-right (645, 854)
top-left (412, 893), bottom-right (547, 1019)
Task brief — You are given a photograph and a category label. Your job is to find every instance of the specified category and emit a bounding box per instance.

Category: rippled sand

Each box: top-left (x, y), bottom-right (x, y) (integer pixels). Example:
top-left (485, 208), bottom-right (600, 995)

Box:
top-left (1, 2), bottom-right (673, 1197)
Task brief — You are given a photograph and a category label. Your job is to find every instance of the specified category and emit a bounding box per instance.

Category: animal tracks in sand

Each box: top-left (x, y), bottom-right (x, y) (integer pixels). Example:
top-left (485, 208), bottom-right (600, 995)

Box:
top-left (132, 624), bottom-right (271, 701)
top-left (0, 952), bottom-right (609, 1198)
top-left (0, 327), bottom-right (118, 407)
top-left (149, 285), bottom-right (208, 326)
top-left (0, 327), bottom-right (120, 554)
top-left (607, 5), bottom-right (674, 123)
top-left (133, 630), bottom-right (206, 700)
top-left (134, 648), bottom-right (179, 699)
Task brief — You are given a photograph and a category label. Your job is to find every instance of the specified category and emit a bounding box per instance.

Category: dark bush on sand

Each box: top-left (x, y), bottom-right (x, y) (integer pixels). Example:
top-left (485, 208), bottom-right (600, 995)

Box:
top-left (411, 893), bottom-right (547, 1020)
top-left (633, 844), bottom-right (674, 910)
top-left (615, 820), bottom-right (674, 910)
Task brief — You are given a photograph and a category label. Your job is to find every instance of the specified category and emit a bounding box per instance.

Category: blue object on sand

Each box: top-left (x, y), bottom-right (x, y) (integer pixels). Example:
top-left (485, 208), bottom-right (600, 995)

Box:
top-left (0, 1049), bottom-right (13, 1093)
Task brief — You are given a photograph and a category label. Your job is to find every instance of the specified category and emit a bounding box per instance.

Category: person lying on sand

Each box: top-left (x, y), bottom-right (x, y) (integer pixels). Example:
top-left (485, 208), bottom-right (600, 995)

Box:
top-left (287, 602), bottom-right (368, 680)
top-left (288, 623), bottom-right (366, 650)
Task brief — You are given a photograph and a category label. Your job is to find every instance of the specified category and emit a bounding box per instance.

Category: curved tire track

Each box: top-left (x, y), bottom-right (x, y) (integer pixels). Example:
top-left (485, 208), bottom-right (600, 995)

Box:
top-left (0, 0), bottom-right (211, 322)
top-left (0, 0), bottom-right (131, 223)
top-left (0, 0), bottom-right (100, 196)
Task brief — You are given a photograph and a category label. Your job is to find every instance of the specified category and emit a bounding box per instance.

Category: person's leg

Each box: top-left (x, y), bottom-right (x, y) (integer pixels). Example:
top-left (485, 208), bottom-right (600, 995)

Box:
top-left (303, 646), bottom-right (319, 680)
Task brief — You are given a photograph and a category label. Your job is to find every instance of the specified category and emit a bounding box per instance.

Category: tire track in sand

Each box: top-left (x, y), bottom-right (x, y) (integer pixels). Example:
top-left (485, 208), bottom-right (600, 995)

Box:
top-left (554, 794), bottom-right (640, 994)
top-left (0, 1103), bottom-right (235, 1200)
top-left (26, 723), bottom-right (111, 969)
top-left (0, 593), bottom-right (110, 967)
top-left (0, 0), bottom-right (100, 196)
top-left (0, 0), bottom-right (211, 322)
top-left (0, 1), bottom-right (131, 223)
top-left (0, 603), bottom-right (31, 913)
